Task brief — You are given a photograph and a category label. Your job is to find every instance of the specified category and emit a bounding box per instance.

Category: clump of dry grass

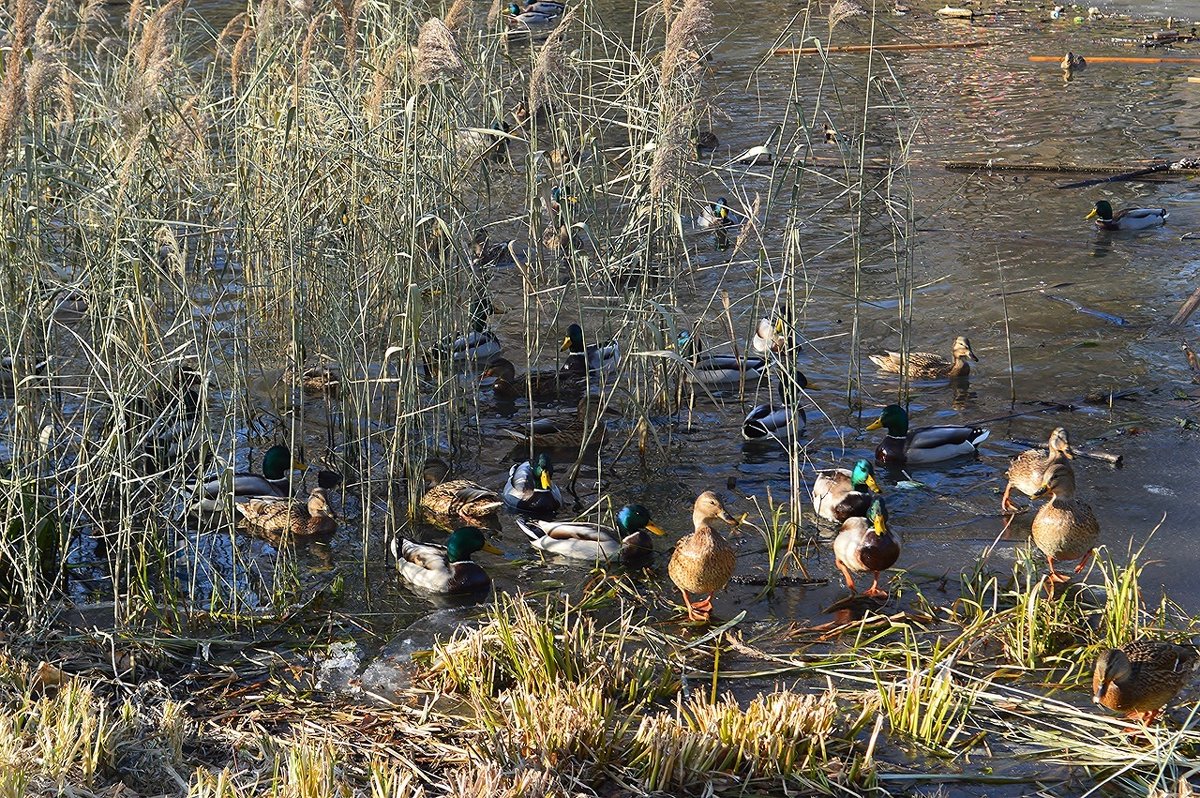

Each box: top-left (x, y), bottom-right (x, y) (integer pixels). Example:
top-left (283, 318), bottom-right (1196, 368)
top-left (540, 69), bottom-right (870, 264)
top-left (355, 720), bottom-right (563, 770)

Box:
top-left (827, 0), bottom-right (865, 32)
top-left (415, 17), bottom-right (463, 86)
top-left (442, 0), bottom-right (472, 32)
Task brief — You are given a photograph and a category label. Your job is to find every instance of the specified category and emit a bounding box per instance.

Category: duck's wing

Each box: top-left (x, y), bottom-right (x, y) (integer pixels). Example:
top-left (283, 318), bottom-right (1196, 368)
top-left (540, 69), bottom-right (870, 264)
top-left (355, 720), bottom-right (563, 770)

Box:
top-left (397, 538), bottom-right (450, 570)
top-left (504, 462), bottom-right (534, 506)
top-left (908, 425), bottom-right (989, 449)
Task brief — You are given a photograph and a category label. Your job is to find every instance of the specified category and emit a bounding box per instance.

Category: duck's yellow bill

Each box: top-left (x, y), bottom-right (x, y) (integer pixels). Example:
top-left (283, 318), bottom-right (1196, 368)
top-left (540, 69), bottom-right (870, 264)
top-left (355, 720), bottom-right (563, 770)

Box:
top-left (1085, 208), bottom-right (1098, 220)
top-left (560, 336), bottom-right (572, 351)
top-left (644, 522), bottom-right (667, 536)
top-left (865, 418), bottom-right (883, 431)
top-left (774, 318), bottom-right (785, 334)
top-left (539, 471), bottom-right (552, 490)
top-left (873, 515), bottom-right (887, 536)
top-left (866, 475), bottom-right (881, 493)
top-left (293, 459), bottom-right (308, 471)
top-left (482, 541), bottom-right (503, 555)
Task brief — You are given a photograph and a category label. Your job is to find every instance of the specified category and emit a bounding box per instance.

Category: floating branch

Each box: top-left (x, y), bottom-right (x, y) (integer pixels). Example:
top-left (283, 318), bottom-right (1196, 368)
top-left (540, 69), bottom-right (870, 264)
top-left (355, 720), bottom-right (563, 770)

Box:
top-left (1029, 55), bottom-right (1200, 65)
top-left (1007, 438), bottom-right (1123, 467)
top-left (773, 40), bottom-right (990, 55)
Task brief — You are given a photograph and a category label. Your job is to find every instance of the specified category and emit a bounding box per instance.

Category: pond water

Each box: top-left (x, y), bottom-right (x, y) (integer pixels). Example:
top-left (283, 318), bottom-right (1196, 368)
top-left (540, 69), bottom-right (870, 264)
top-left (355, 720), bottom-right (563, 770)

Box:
top-left (161, 0), bottom-right (1200, 666)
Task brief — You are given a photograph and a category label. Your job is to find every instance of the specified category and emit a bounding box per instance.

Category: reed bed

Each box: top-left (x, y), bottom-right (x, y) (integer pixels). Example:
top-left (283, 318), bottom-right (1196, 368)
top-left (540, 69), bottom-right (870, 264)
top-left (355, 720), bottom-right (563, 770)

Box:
top-left (0, 0), bottom-right (1195, 795)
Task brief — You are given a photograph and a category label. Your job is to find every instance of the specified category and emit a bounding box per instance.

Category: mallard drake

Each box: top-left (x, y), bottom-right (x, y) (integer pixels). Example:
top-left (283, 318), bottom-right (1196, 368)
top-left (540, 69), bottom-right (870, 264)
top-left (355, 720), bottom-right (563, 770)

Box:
top-left (833, 497), bottom-right (900, 599)
top-left (742, 375), bottom-right (808, 442)
top-left (668, 491), bottom-right (739, 621)
top-left (501, 396), bottom-right (610, 449)
top-left (869, 336), bottom-right (978, 380)
top-left (523, 0), bottom-right (566, 14)
top-left (697, 197), bottom-right (743, 230)
top-left (1086, 200), bottom-right (1167, 231)
top-left (393, 527), bottom-right (502, 594)
top-left (1094, 641), bottom-right (1198, 726)
top-left (516, 503), bottom-right (665, 565)
top-left (505, 2), bottom-right (560, 32)
top-left (503, 453), bottom-right (563, 515)
top-left (456, 120), bottom-right (511, 161)
top-left (236, 487), bottom-right (337, 538)
top-left (190, 444), bottom-right (307, 514)
top-left (812, 458), bottom-right (881, 522)
top-left (866, 404), bottom-right (989, 465)
top-left (1002, 427), bottom-right (1074, 512)
top-left (561, 323), bottom-right (620, 376)
top-left (420, 459), bottom-right (503, 524)
top-left (676, 330), bottom-right (768, 386)
top-left (1030, 462), bottom-right (1099, 584)
top-left (480, 357), bottom-right (582, 403)
top-left (1061, 51), bottom-right (1087, 72)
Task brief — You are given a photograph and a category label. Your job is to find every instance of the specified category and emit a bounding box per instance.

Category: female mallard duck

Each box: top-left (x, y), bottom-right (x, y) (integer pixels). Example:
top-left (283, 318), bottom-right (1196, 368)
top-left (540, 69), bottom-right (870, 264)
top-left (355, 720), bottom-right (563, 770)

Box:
top-left (393, 527), bottom-right (502, 594)
top-left (812, 458), bottom-right (881, 522)
top-left (236, 487), bottom-right (337, 538)
top-left (516, 503), bottom-right (665, 566)
top-left (502, 396), bottom-right (611, 450)
top-left (869, 336), bottom-right (978, 380)
top-left (833, 497), bottom-right (900, 599)
top-left (1002, 427), bottom-right (1074, 512)
top-left (1086, 200), bottom-right (1167, 231)
top-left (1094, 641), bottom-right (1198, 726)
top-left (420, 459), bottom-right (503, 524)
top-left (1030, 462), bottom-right (1099, 584)
top-left (697, 197), bottom-right (743, 230)
top-left (190, 444), bottom-right (307, 513)
top-left (669, 491), bottom-right (739, 621)
top-left (866, 404), bottom-right (989, 465)
top-left (503, 453), bottom-right (563, 515)
top-left (283, 342), bottom-right (340, 397)
top-left (742, 375), bottom-right (808, 442)
top-left (480, 357), bottom-right (582, 403)
top-left (561, 323), bottom-right (620, 376)
top-left (677, 330), bottom-right (768, 386)
top-left (1061, 51), bottom-right (1087, 72)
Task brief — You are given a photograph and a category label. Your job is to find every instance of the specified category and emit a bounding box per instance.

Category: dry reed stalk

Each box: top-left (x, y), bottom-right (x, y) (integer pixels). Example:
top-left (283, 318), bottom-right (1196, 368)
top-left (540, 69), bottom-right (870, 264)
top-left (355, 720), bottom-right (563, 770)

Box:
top-left (215, 11), bottom-right (249, 52)
top-left (486, 0), bottom-right (503, 27)
top-left (443, 0), bottom-right (471, 32)
top-left (127, 0), bottom-right (148, 31)
top-left (54, 69), bottom-right (77, 126)
top-left (661, 0), bottom-right (711, 84)
top-left (415, 18), bottom-right (463, 86)
top-left (528, 10), bottom-right (574, 115)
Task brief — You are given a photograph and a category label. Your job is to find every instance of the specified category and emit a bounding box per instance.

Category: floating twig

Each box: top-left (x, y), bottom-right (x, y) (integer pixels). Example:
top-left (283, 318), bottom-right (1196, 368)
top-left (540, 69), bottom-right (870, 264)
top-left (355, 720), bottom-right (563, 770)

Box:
top-left (1030, 54), bottom-right (1200, 64)
top-left (1042, 292), bottom-right (1129, 326)
top-left (1007, 437), bottom-right (1123, 467)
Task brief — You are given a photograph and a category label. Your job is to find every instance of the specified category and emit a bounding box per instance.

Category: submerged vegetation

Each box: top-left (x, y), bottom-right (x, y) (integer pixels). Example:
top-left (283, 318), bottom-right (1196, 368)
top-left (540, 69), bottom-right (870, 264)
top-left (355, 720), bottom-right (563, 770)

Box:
top-left (0, 0), bottom-right (1198, 793)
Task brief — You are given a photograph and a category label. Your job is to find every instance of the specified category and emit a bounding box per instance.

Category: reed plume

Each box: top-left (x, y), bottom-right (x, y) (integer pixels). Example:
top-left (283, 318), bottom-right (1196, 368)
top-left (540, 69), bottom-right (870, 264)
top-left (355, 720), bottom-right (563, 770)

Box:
top-left (661, 0), bottom-right (711, 84)
top-left (828, 0), bottom-right (865, 32)
top-left (443, 0), bottom-right (471, 32)
top-left (649, 110), bottom-right (693, 202)
top-left (528, 10), bottom-right (574, 116)
top-left (415, 18), bottom-right (463, 86)
top-left (0, 0), bottom-right (38, 157)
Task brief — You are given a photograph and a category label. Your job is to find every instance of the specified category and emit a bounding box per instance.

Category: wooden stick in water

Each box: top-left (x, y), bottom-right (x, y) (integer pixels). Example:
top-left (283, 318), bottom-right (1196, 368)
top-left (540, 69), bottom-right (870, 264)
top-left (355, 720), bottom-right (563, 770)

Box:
top-left (774, 41), bottom-right (989, 55)
top-left (1030, 55), bottom-right (1200, 65)
top-left (1009, 437), bottom-right (1123, 467)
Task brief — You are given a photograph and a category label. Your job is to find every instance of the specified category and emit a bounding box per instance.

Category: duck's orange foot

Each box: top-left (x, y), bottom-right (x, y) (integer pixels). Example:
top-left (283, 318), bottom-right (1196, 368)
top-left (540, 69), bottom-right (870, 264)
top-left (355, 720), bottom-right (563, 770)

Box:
top-left (862, 587), bottom-right (889, 600)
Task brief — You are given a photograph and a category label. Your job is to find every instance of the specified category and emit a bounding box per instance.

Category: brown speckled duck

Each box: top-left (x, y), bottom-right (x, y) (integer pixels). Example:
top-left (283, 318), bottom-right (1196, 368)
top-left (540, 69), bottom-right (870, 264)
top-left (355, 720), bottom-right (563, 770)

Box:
top-left (502, 396), bottom-right (610, 450)
top-left (869, 336), bottom-right (978, 380)
top-left (668, 492), bottom-right (738, 622)
top-left (1094, 641), bottom-right (1197, 726)
top-left (236, 487), bottom-right (337, 538)
top-left (420, 459), bottom-right (503, 525)
top-left (1003, 427), bottom-right (1074, 512)
top-left (1030, 462), bottom-right (1099, 584)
